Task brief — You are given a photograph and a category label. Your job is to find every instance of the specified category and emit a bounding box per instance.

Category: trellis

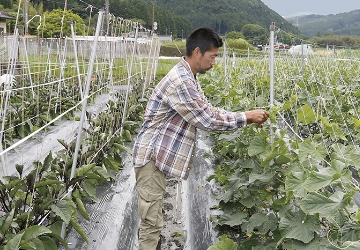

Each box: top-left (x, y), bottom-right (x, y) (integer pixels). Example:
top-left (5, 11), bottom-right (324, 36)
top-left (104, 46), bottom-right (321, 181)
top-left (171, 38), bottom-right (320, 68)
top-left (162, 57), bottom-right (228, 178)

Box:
top-left (0, 11), bottom-right (160, 178)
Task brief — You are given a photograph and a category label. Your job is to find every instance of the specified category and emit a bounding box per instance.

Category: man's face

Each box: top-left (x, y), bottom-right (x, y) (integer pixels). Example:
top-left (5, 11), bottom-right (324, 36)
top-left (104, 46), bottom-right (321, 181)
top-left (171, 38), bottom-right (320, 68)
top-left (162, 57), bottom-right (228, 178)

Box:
top-left (195, 46), bottom-right (219, 74)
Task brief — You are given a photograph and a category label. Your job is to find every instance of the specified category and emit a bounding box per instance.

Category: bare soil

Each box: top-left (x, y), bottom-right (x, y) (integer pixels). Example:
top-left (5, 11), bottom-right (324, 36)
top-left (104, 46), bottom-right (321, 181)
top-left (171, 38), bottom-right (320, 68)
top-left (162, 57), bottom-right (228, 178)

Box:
top-left (161, 176), bottom-right (186, 250)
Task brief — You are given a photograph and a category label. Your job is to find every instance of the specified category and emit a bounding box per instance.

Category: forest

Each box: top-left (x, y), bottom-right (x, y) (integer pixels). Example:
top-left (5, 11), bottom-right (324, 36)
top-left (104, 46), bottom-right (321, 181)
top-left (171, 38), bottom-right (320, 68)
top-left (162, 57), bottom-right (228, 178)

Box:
top-left (1, 1), bottom-right (360, 53)
top-left (1, 0), bottom-right (300, 39)
top-left (142, 0), bottom-right (299, 35)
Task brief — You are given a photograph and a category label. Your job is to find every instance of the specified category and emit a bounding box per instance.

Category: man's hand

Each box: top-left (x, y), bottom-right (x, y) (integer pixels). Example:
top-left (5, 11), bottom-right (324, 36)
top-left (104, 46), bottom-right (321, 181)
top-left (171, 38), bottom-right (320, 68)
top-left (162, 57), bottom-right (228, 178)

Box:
top-left (244, 110), bottom-right (269, 128)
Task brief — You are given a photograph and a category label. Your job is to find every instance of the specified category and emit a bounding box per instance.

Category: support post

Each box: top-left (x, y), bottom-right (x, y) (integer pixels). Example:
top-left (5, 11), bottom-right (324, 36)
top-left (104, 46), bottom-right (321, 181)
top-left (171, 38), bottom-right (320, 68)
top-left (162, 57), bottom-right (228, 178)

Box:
top-left (70, 20), bottom-right (84, 98)
top-left (301, 40), bottom-right (304, 75)
top-left (269, 22), bottom-right (275, 143)
top-left (142, 33), bottom-right (155, 98)
top-left (61, 10), bottom-right (104, 239)
top-left (223, 38), bottom-right (227, 77)
top-left (0, 28), bottom-right (19, 177)
top-left (120, 25), bottom-right (139, 136)
top-left (22, 36), bottom-right (35, 98)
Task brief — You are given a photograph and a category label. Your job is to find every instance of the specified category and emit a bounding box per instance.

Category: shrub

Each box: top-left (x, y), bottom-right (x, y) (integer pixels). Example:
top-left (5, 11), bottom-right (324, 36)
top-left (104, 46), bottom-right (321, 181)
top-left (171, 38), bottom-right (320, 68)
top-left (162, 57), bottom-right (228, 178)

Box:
top-left (226, 38), bottom-right (255, 51)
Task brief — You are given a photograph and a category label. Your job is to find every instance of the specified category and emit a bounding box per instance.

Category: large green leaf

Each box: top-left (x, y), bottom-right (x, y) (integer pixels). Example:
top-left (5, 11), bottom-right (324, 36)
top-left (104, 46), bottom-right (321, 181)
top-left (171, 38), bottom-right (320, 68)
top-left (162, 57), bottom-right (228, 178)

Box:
top-left (285, 171), bottom-right (308, 198)
top-left (247, 212), bottom-right (278, 234)
top-left (5, 179), bottom-right (22, 191)
top-left (48, 233), bottom-right (68, 250)
top-left (341, 241), bottom-right (360, 250)
top-left (50, 200), bottom-right (73, 224)
top-left (102, 157), bottom-right (119, 172)
top-left (35, 180), bottom-right (64, 188)
top-left (113, 151), bottom-right (123, 166)
top-left (93, 166), bottom-right (115, 180)
top-left (332, 143), bottom-right (360, 168)
top-left (279, 209), bottom-right (320, 244)
top-left (218, 131), bottom-right (240, 142)
top-left (114, 143), bottom-right (132, 154)
top-left (38, 236), bottom-right (57, 250)
top-left (70, 217), bottom-right (89, 243)
top-left (75, 197), bottom-right (90, 221)
top-left (240, 195), bottom-right (258, 208)
top-left (287, 235), bottom-right (338, 249)
top-left (215, 189), bottom-right (234, 203)
top-left (248, 136), bottom-right (268, 156)
top-left (241, 159), bottom-right (256, 169)
top-left (22, 225), bottom-right (52, 240)
top-left (275, 155), bottom-right (291, 165)
top-left (4, 232), bottom-right (24, 250)
top-left (298, 139), bottom-right (327, 164)
top-left (74, 163), bottom-right (95, 178)
top-left (15, 164), bottom-right (24, 177)
top-left (249, 172), bottom-right (274, 184)
top-left (42, 152), bottom-right (53, 171)
top-left (48, 221), bottom-right (63, 237)
top-left (1, 208), bottom-right (15, 235)
top-left (303, 167), bottom-right (337, 192)
top-left (28, 238), bottom-right (47, 250)
top-left (83, 179), bottom-right (99, 203)
top-left (216, 212), bottom-right (247, 227)
top-left (300, 191), bottom-right (345, 217)
top-left (253, 244), bottom-right (277, 250)
top-left (297, 104), bottom-right (316, 125)
top-left (321, 117), bottom-right (347, 141)
top-left (207, 235), bottom-right (238, 250)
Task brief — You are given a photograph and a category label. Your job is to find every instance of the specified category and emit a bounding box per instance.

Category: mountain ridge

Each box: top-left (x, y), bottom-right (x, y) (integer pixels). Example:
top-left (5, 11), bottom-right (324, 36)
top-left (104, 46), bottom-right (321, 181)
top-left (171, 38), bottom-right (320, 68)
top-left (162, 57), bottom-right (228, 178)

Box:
top-left (140, 0), bottom-right (300, 36)
top-left (286, 9), bottom-right (360, 37)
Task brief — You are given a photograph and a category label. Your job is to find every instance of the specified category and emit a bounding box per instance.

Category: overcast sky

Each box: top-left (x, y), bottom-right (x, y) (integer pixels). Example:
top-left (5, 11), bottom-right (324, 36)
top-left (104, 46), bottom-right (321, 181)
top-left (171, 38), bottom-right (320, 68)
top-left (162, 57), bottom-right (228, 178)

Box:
top-left (261, 0), bottom-right (360, 17)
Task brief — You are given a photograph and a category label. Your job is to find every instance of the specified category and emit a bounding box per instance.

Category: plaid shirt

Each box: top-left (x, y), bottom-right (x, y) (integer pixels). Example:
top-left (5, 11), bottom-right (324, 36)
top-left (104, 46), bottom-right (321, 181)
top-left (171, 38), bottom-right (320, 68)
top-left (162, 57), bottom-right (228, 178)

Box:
top-left (132, 57), bottom-right (247, 179)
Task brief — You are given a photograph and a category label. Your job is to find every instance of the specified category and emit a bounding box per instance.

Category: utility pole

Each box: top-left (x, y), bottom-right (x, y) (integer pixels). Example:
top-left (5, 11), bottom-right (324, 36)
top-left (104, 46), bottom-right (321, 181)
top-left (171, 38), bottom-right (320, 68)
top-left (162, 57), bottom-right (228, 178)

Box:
top-left (151, 4), bottom-right (154, 33)
top-left (105, 0), bottom-right (109, 35)
top-left (24, 0), bottom-right (28, 35)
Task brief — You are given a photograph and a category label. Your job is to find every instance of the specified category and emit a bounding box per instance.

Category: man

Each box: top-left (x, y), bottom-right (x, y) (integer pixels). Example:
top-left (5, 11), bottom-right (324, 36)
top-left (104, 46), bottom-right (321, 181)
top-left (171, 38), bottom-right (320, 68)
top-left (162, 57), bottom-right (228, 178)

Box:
top-left (133, 27), bottom-right (269, 249)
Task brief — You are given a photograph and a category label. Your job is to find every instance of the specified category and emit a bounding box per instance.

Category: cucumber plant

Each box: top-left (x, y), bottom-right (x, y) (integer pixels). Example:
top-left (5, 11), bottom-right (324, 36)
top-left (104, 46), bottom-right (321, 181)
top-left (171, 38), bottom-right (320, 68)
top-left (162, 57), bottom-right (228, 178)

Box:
top-left (205, 56), bottom-right (360, 249)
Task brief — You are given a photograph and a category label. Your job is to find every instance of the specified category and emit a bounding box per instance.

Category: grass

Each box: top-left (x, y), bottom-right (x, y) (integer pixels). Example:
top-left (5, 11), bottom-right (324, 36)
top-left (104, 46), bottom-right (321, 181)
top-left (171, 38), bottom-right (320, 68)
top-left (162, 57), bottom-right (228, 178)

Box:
top-left (159, 40), bottom-right (186, 57)
top-left (155, 58), bottom-right (179, 79)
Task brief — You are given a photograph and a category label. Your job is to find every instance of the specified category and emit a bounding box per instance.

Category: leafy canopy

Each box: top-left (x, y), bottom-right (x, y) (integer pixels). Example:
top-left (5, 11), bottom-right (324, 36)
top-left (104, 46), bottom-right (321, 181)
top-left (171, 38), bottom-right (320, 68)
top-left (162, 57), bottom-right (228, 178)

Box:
top-left (39, 9), bottom-right (85, 38)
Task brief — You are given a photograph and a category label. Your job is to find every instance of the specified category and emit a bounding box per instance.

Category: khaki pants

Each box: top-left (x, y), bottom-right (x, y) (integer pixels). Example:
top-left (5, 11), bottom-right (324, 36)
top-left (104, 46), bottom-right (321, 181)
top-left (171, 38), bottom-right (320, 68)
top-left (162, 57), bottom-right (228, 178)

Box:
top-left (135, 160), bottom-right (166, 250)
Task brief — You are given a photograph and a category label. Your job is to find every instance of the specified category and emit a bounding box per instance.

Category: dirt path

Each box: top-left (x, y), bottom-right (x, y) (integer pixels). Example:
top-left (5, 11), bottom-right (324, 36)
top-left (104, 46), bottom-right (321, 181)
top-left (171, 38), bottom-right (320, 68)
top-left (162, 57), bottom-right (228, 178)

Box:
top-left (63, 130), bottom-right (219, 250)
top-left (160, 130), bottom-right (219, 250)
top-left (161, 176), bottom-right (186, 250)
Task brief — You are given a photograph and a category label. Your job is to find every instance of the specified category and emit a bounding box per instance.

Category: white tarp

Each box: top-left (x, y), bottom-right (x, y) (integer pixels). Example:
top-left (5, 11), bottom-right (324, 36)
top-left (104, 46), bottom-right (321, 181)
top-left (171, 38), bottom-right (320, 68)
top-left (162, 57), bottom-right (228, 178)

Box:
top-left (288, 44), bottom-right (313, 55)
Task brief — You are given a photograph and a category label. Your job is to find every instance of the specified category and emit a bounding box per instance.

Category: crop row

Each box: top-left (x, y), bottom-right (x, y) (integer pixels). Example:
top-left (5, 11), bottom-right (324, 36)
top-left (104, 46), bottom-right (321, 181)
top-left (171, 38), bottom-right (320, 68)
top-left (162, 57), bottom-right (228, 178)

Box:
top-left (205, 53), bottom-right (360, 249)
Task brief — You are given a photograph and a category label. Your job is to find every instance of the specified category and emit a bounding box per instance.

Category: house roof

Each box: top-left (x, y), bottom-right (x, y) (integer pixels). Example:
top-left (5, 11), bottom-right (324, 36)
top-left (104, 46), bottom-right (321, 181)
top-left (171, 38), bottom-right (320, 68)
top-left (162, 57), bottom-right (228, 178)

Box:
top-left (0, 12), bottom-right (15, 20)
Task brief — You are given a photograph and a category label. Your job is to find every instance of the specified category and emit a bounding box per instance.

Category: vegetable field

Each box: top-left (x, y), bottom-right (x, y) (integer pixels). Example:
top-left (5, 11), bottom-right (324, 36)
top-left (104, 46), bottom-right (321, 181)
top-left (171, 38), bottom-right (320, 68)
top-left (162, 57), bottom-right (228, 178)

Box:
top-left (205, 46), bottom-right (360, 249)
top-left (1, 10), bottom-right (360, 249)
top-left (0, 10), bottom-right (160, 249)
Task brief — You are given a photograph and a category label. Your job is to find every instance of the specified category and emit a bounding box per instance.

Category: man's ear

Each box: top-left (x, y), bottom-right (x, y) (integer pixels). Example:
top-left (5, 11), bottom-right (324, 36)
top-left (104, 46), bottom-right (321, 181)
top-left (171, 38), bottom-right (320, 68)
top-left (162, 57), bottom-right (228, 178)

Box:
top-left (194, 47), bottom-right (201, 56)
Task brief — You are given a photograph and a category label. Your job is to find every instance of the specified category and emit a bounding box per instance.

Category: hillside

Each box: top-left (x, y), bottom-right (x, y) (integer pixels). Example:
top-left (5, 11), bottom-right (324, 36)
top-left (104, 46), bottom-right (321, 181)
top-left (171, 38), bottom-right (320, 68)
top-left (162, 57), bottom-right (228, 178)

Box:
top-left (140, 0), bottom-right (300, 36)
top-left (5, 0), bottom-right (300, 39)
top-left (286, 9), bottom-right (360, 37)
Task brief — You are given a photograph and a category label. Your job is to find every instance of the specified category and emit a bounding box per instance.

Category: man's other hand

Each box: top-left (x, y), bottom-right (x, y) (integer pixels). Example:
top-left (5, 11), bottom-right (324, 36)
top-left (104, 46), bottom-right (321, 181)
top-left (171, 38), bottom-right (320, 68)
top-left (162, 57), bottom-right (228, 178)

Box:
top-left (244, 110), bottom-right (269, 128)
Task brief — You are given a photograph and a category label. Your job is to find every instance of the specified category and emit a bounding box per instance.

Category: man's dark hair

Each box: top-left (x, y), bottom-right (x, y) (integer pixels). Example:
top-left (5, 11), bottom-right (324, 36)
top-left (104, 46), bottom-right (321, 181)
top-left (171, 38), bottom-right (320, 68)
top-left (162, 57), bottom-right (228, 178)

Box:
top-left (185, 27), bottom-right (223, 56)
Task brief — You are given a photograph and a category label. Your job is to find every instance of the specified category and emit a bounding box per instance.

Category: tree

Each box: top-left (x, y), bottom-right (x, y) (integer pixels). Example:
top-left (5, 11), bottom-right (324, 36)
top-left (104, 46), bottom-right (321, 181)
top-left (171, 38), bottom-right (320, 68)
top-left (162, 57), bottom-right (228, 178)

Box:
top-left (0, 0), bottom-right (11, 9)
top-left (241, 23), bottom-right (267, 45)
top-left (241, 24), bottom-right (266, 40)
top-left (39, 9), bottom-right (85, 38)
top-left (225, 31), bottom-right (244, 39)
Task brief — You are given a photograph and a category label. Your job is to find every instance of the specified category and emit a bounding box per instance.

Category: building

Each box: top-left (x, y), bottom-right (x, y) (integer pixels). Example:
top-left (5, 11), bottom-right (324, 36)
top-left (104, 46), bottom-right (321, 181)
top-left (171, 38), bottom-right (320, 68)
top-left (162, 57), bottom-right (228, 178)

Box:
top-left (0, 12), bottom-right (15, 34)
top-left (158, 35), bottom-right (172, 42)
